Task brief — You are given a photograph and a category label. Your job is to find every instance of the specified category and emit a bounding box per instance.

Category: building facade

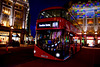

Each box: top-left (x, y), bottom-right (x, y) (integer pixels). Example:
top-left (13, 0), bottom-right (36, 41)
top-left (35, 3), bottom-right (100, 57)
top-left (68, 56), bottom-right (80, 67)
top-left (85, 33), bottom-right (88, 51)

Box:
top-left (69, 1), bottom-right (100, 46)
top-left (0, 0), bottom-right (30, 46)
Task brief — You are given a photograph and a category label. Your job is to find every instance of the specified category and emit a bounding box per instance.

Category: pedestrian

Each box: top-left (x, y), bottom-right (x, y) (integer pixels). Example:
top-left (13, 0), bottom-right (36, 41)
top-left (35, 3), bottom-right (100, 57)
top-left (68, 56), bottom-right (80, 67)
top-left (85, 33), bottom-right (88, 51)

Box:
top-left (6, 41), bottom-right (8, 51)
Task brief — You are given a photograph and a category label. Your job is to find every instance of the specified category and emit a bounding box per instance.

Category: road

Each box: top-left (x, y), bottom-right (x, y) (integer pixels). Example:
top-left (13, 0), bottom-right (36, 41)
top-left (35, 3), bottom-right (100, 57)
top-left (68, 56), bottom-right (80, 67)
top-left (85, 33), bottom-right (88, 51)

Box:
top-left (0, 47), bottom-right (100, 67)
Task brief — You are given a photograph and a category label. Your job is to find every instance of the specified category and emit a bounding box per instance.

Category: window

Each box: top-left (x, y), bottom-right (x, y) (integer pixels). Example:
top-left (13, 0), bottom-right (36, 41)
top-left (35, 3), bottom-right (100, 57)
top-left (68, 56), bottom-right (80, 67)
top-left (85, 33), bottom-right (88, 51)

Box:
top-left (87, 19), bottom-right (94, 24)
top-left (8, 2), bottom-right (11, 5)
top-left (3, 0), bottom-right (7, 4)
top-left (1, 17), bottom-right (9, 27)
top-left (19, 6), bottom-right (22, 9)
top-left (23, 0), bottom-right (28, 2)
top-left (14, 22), bottom-right (22, 29)
top-left (77, 19), bottom-right (83, 24)
top-left (98, 18), bottom-right (100, 23)
top-left (2, 7), bottom-right (11, 15)
top-left (37, 30), bottom-right (63, 51)
top-left (38, 9), bottom-right (62, 19)
top-left (0, 31), bottom-right (9, 44)
top-left (15, 5), bottom-right (18, 8)
top-left (15, 11), bottom-right (22, 18)
top-left (12, 32), bottom-right (21, 43)
top-left (8, 1), bottom-right (12, 6)
top-left (15, 3), bottom-right (23, 10)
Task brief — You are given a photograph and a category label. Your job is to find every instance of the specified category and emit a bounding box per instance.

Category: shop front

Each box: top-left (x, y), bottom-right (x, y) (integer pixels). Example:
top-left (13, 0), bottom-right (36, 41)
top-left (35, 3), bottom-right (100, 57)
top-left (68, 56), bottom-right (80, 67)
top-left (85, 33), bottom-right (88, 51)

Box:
top-left (10, 29), bottom-right (26, 46)
top-left (87, 36), bottom-right (94, 46)
top-left (24, 34), bottom-right (33, 44)
top-left (0, 26), bottom-right (27, 47)
top-left (0, 31), bottom-right (9, 46)
top-left (73, 36), bottom-right (81, 44)
top-left (12, 32), bottom-right (21, 43)
top-left (97, 37), bottom-right (100, 44)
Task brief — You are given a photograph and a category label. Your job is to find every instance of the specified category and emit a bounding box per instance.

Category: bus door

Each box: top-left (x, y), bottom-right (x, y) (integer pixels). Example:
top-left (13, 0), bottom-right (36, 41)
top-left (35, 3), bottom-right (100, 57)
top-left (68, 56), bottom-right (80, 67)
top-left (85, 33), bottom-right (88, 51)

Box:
top-left (57, 31), bottom-right (70, 58)
top-left (73, 36), bottom-right (79, 53)
top-left (76, 36), bottom-right (81, 52)
top-left (64, 34), bottom-right (70, 57)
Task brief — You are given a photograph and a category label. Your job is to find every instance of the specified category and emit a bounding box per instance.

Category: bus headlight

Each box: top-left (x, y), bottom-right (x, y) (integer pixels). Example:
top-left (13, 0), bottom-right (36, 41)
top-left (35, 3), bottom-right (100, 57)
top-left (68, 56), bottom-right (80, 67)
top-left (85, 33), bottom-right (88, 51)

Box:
top-left (55, 43), bottom-right (57, 46)
top-left (56, 53), bottom-right (60, 57)
top-left (51, 45), bottom-right (54, 47)
top-left (34, 50), bottom-right (36, 53)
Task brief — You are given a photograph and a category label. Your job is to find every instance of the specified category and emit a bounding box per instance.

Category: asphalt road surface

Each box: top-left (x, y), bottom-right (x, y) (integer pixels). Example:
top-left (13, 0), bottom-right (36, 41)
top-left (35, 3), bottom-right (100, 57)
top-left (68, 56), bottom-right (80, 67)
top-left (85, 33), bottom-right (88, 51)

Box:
top-left (0, 47), bottom-right (100, 67)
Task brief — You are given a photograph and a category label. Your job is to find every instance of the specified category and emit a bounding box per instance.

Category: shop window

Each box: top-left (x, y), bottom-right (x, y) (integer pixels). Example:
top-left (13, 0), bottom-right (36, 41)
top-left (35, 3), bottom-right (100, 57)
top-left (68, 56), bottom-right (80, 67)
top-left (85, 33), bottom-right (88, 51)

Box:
top-left (98, 40), bottom-right (100, 44)
top-left (0, 31), bottom-right (9, 44)
top-left (12, 33), bottom-right (21, 43)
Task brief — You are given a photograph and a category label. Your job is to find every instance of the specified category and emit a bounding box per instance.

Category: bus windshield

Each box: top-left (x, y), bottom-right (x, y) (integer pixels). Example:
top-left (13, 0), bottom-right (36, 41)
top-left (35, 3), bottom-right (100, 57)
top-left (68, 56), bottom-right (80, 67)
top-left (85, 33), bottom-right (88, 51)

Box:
top-left (36, 30), bottom-right (68, 51)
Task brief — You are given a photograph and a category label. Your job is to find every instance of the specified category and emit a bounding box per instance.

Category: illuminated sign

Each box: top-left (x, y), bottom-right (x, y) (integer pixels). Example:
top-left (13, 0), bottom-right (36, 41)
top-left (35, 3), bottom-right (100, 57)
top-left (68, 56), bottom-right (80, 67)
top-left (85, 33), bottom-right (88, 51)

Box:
top-left (39, 24), bottom-right (51, 27)
top-left (52, 22), bottom-right (58, 27)
top-left (73, 37), bottom-right (79, 39)
top-left (87, 37), bottom-right (94, 39)
top-left (98, 37), bottom-right (100, 39)
top-left (38, 21), bottom-right (59, 28)
top-left (0, 31), bottom-right (9, 36)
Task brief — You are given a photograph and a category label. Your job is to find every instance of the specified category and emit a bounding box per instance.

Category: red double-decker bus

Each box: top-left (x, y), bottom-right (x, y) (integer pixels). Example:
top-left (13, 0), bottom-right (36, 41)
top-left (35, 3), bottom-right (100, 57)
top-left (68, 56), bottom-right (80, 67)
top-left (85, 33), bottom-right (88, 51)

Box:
top-left (34, 7), bottom-right (82, 61)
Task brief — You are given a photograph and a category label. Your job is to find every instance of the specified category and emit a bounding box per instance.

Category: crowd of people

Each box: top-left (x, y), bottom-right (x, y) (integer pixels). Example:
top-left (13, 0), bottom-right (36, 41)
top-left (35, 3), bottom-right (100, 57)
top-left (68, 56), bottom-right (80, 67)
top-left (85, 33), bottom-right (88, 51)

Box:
top-left (10, 40), bottom-right (20, 47)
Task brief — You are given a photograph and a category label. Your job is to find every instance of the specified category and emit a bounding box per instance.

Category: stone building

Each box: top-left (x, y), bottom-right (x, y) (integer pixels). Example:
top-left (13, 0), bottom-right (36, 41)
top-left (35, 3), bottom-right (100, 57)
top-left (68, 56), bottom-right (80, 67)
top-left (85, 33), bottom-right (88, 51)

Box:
top-left (69, 1), bottom-right (100, 46)
top-left (0, 0), bottom-right (30, 46)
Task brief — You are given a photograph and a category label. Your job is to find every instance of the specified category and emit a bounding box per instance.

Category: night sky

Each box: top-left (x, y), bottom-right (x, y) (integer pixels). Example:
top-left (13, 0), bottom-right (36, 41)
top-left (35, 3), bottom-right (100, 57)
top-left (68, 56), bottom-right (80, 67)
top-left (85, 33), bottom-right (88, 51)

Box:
top-left (29, 0), bottom-right (70, 37)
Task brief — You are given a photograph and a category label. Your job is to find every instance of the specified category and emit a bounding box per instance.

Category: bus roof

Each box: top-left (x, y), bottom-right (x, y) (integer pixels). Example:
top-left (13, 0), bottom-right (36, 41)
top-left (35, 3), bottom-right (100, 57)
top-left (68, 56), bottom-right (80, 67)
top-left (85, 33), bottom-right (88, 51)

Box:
top-left (41, 6), bottom-right (66, 12)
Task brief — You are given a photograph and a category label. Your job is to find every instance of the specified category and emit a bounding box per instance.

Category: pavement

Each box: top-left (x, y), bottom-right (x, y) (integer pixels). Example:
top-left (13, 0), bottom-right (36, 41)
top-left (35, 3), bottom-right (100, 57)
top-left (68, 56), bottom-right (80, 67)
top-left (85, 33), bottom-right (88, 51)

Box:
top-left (0, 44), bottom-right (34, 55)
top-left (0, 44), bottom-right (34, 67)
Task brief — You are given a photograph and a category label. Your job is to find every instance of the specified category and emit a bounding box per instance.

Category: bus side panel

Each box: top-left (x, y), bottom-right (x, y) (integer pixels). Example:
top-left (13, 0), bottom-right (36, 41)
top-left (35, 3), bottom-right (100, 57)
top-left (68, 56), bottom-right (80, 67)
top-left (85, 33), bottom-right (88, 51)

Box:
top-left (71, 44), bottom-right (81, 54)
top-left (70, 44), bottom-right (76, 54)
top-left (77, 44), bottom-right (81, 52)
top-left (34, 45), bottom-right (63, 61)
